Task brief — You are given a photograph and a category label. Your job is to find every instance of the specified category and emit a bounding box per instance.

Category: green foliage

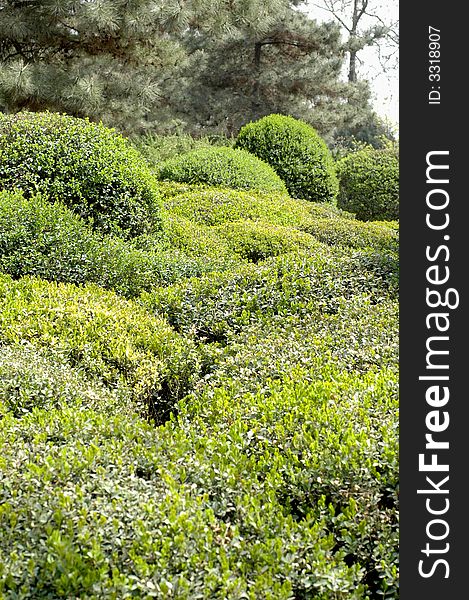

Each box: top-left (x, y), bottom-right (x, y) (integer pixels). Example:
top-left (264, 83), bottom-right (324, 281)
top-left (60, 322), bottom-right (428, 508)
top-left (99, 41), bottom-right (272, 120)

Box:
top-left (158, 146), bottom-right (287, 193)
top-left (0, 125), bottom-right (399, 599)
top-left (336, 146), bottom-right (399, 221)
top-left (183, 369), bottom-right (399, 599)
top-left (0, 191), bottom-right (232, 296)
top-left (0, 0), bottom-right (376, 140)
top-left (212, 220), bottom-right (320, 262)
top-left (0, 274), bottom-right (200, 422)
top-left (302, 217), bottom-right (399, 253)
top-left (0, 111), bottom-right (161, 237)
top-left (164, 187), bottom-right (343, 228)
top-left (0, 344), bottom-right (130, 419)
top-left (156, 212), bottom-right (242, 265)
top-left (142, 246), bottom-right (397, 344)
top-left (132, 132), bottom-right (234, 168)
top-left (200, 294), bottom-right (398, 395)
top-left (0, 368), bottom-right (397, 599)
top-left (235, 114), bottom-right (339, 202)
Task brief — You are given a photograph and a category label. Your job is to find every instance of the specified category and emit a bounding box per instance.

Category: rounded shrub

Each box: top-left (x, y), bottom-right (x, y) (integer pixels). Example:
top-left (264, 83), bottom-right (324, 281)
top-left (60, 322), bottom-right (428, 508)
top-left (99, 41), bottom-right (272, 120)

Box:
top-left (0, 274), bottom-right (200, 422)
top-left (157, 146), bottom-right (287, 193)
top-left (0, 111), bottom-right (161, 237)
top-left (212, 220), bottom-right (319, 262)
top-left (336, 146), bottom-right (399, 221)
top-left (164, 187), bottom-right (315, 227)
top-left (235, 114), bottom-right (339, 202)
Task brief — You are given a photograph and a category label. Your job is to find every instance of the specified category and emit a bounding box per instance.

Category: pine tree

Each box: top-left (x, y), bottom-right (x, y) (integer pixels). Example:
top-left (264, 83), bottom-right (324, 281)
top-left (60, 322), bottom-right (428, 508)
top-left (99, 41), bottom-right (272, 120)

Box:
top-left (0, 0), bottom-right (375, 138)
top-left (0, 1), bottom-right (186, 131)
top-left (161, 5), bottom-right (373, 138)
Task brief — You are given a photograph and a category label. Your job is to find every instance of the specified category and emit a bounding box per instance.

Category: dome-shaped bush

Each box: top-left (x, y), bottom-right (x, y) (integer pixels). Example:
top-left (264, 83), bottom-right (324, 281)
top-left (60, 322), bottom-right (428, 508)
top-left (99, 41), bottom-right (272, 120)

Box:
top-left (212, 220), bottom-right (319, 262)
top-left (0, 111), bottom-right (161, 237)
top-left (336, 146), bottom-right (399, 221)
top-left (234, 114), bottom-right (338, 202)
top-left (157, 146), bottom-right (287, 194)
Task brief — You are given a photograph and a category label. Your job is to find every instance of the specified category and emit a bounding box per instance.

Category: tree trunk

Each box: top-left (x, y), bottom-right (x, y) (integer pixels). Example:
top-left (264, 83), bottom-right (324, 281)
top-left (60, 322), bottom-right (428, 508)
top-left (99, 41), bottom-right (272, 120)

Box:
top-left (252, 41), bottom-right (262, 113)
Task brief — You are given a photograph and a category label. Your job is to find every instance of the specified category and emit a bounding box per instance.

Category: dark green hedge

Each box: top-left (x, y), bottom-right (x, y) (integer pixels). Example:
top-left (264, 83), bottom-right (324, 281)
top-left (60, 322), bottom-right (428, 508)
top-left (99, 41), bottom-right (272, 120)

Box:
top-left (0, 111), bottom-right (161, 237)
top-left (158, 146), bottom-right (287, 193)
top-left (336, 146), bottom-right (399, 221)
top-left (235, 114), bottom-right (338, 202)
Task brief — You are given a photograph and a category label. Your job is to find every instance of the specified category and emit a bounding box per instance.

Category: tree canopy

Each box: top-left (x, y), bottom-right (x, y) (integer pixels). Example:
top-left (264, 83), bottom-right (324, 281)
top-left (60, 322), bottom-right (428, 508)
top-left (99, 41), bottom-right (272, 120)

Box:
top-left (0, 0), bottom-right (380, 139)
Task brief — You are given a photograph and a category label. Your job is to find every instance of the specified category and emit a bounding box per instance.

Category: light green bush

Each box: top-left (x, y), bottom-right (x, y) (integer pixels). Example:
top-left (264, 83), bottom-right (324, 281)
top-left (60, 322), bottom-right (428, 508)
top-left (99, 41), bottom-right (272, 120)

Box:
top-left (0, 344), bottom-right (130, 418)
top-left (142, 246), bottom-right (397, 343)
top-left (162, 187), bottom-right (398, 258)
top-left (0, 111), bottom-right (161, 237)
top-left (165, 187), bottom-right (319, 227)
top-left (301, 217), bottom-right (399, 253)
top-left (336, 146), bottom-right (399, 221)
top-left (158, 146), bottom-right (287, 193)
top-left (0, 274), bottom-right (200, 422)
top-left (0, 369), bottom-right (397, 598)
top-left (235, 114), bottom-right (339, 202)
top-left (212, 220), bottom-right (319, 262)
top-left (200, 294), bottom-right (398, 395)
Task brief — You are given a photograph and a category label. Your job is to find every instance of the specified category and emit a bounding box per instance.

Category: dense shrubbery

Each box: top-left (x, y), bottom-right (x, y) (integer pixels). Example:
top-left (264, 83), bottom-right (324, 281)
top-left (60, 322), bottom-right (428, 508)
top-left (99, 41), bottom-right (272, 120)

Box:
top-left (0, 274), bottom-right (200, 421)
top-left (200, 295), bottom-right (398, 395)
top-left (0, 112), bottom-right (161, 237)
top-left (301, 217), bottom-right (399, 253)
top-left (142, 246), bottom-right (397, 343)
top-left (212, 220), bottom-right (319, 262)
top-left (164, 187), bottom-right (315, 227)
top-left (0, 116), bottom-right (399, 599)
top-left (0, 344), bottom-right (131, 418)
top-left (158, 146), bottom-right (287, 193)
top-left (0, 191), bottom-right (238, 296)
top-left (336, 146), bottom-right (399, 221)
top-left (235, 114), bottom-right (339, 202)
top-left (0, 368), bottom-right (397, 599)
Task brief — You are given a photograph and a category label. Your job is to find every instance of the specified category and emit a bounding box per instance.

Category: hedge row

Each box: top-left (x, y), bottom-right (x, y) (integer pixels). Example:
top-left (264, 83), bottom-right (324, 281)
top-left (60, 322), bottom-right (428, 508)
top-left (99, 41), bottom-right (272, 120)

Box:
top-left (142, 246), bottom-right (398, 343)
top-left (0, 191), bottom-right (240, 296)
top-left (0, 274), bottom-right (200, 422)
top-left (158, 146), bottom-right (287, 194)
top-left (0, 368), bottom-right (397, 599)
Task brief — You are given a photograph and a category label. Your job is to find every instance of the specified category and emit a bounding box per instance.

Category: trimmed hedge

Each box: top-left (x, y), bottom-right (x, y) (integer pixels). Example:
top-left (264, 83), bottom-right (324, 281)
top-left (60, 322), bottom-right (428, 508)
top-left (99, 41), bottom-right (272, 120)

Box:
top-left (212, 220), bottom-right (320, 262)
top-left (0, 191), bottom-right (235, 296)
top-left (336, 146), bottom-right (399, 221)
top-left (0, 344), bottom-right (130, 419)
top-left (165, 188), bottom-right (321, 227)
top-left (0, 127), bottom-right (399, 599)
top-left (142, 246), bottom-right (397, 344)
top-left (0, 274), bottom-right (200, 422)
top-left (162, 188), bottom-right (398, 255)
top-left (0, 369), bottom-right (397, 599)
top-left (235, 114), bottom-right (338, 202)
top-left (0, 111), bottom-right (161, 237)
top-left (301, 217), bottom-right (399, 253)
top-left (158, 146), bottom-right (287, 193)
top-left (155, 212), bottom-right (238, 259)
top-left (200, 294), bottom-right (398, 395)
